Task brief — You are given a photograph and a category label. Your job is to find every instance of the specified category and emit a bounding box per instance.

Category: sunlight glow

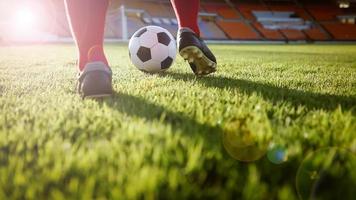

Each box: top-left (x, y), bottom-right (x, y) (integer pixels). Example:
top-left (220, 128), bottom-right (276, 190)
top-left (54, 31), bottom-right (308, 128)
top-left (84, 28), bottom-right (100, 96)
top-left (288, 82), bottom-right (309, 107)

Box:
top-left (2, 5), bottom-right (56, 42)
top-left (2, 3), bottom-right (59, 43)
top-left (13, 8), bottom-right (37, 30)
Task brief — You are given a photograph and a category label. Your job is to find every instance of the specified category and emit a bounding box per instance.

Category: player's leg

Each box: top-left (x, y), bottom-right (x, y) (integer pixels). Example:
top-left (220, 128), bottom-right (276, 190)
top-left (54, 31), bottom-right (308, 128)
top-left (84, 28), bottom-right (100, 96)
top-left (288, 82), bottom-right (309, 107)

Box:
top-left (170, 0), bottom-right (217, 76)
top-left (64, 0), bottom-right (112, 98)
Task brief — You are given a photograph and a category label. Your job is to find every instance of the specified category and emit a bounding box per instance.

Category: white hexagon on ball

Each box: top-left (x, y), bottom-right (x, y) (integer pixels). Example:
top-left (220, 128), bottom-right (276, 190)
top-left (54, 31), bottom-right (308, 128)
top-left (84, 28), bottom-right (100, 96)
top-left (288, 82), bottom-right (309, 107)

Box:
top-left (128, 26), bottom-right (177, 73)
top-left (143, 59), bottom-right (162, 72)
top-left (139, 31), bottom-right (158, 48)
top-left (151, 43), bottom-right (169, 63)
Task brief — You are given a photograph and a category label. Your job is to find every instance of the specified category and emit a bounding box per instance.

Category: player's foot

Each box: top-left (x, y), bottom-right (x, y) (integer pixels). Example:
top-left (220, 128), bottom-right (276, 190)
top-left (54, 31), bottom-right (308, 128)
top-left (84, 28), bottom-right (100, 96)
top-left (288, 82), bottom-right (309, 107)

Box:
top-left (177, 28), bottom-right (217, 76)
top-left (77, 61), bottom-right (112, 98)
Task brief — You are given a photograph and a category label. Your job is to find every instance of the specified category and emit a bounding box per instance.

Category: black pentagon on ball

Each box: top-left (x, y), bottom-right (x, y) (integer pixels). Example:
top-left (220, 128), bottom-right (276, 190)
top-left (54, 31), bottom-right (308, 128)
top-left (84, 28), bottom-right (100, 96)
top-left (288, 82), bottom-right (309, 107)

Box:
top-left (157, 32), bottom-right (171, 46)
top-left (137, 46), bottom-right (151, 62)
top-left (161, 56), bottom-right (173, 69)
top-left (133, 28), bottom-right (147, 38)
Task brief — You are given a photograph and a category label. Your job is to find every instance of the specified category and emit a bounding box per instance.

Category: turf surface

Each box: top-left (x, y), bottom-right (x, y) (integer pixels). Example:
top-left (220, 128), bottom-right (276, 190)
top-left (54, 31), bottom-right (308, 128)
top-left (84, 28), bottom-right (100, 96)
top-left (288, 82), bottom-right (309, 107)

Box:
top-left (0, 44), bottom-right (355, 199)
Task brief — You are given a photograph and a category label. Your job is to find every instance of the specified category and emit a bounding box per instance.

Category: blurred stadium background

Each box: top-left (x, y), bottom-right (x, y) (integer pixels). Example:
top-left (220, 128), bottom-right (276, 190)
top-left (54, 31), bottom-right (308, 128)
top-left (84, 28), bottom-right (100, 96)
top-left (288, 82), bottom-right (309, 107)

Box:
top-left (0, 0), bottom-right (356, 43)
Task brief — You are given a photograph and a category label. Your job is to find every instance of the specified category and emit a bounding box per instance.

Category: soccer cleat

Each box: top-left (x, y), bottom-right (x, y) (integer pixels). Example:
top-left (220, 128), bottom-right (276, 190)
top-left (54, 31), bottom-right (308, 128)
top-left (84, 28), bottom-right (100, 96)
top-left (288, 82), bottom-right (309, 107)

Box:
top-left (177, 28), bottom-right (217, 76)
top-left (77, 61), bottom-right (113, 98)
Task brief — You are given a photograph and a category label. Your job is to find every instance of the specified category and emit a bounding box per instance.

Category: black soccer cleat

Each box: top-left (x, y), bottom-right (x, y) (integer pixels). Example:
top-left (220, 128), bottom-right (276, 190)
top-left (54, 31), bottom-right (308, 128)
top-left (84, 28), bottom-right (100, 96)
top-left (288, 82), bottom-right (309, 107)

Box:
top-left (77, 61), bottom-right (113, 98)
top-left (177, 28), bottom-right (217, 76)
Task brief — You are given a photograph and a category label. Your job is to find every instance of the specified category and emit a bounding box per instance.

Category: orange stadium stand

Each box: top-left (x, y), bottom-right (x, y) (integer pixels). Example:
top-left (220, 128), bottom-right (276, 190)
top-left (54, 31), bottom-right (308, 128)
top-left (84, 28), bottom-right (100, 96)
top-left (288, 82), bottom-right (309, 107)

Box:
top-left (46, 0), bottom-right (356, 41)
top-left (235, 2), bottom-right (268, 20)
top-left (306, 4), bottom-right (343, 21)
top-left (253, 22), bottom-right (285, 40)
top-left (200, 20), bottom-right (228, 39)
top-left (280, 29), bottom-right (306, 40)
top-left (322, 23), bottom-right (356, 40)
top-left (304, 27), bottom-right (328, 40)
top-left (202, 3), bottom-right (240, 19)
top-left (217, 20), bottom-right (260, 39)
top-left (267, 5), bottom-right (311, 20)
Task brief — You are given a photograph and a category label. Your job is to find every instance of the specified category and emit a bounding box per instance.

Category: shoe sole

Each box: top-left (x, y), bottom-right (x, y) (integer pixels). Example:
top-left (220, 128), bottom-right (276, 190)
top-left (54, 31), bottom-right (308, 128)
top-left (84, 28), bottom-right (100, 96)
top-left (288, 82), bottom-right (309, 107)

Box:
top-left (179, 46), bottom-right (217, 76)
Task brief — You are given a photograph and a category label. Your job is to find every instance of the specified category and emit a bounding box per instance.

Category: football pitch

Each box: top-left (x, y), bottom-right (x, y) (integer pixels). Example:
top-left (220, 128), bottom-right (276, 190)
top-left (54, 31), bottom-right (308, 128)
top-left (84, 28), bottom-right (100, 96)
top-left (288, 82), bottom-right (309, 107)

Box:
top-left (0, 44), bottom-right (355, 199)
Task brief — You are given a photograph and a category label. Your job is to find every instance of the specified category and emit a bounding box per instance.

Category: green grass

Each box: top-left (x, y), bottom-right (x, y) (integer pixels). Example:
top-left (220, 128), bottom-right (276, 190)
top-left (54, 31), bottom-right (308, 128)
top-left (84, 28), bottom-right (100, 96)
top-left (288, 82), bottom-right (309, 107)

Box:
top-left (0, 44), bottom-right (355, 199)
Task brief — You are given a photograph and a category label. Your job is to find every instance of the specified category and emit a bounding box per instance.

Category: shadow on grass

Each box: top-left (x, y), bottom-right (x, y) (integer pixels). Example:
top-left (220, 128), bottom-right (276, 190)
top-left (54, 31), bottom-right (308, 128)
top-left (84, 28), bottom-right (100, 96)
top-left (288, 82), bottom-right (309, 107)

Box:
top-left (99, 92), bottom-right (273, 191)
top-left (101, 91), bottom-right (222, 148)
top-left (161, 72), bottom-right (356, 112)
top-left (100, 91), bottom-right (277, 167)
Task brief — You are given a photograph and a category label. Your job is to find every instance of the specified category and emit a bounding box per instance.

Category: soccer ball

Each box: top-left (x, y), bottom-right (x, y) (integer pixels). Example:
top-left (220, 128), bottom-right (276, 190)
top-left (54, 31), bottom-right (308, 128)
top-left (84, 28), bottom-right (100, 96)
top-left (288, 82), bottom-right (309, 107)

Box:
top-left (128, 26), bottom-right (176, 73)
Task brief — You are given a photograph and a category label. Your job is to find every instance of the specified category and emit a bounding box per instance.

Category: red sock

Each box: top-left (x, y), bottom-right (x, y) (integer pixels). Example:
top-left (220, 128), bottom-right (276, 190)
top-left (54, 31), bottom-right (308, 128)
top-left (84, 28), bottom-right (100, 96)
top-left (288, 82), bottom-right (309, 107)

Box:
top-left (170, 0), bottom-right (200, 36)
top-left (64, 0), bottom-right (108, 71)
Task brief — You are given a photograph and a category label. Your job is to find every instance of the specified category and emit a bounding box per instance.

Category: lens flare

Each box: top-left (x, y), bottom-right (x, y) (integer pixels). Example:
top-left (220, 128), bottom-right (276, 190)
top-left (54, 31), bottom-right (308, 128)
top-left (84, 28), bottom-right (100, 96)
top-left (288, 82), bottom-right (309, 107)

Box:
top-left (296, 147), bottom-right (356, 200)
top-left (222, 114), bottom-right (272, 162)
top-left (267, 145), bottom-right (288, 164)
